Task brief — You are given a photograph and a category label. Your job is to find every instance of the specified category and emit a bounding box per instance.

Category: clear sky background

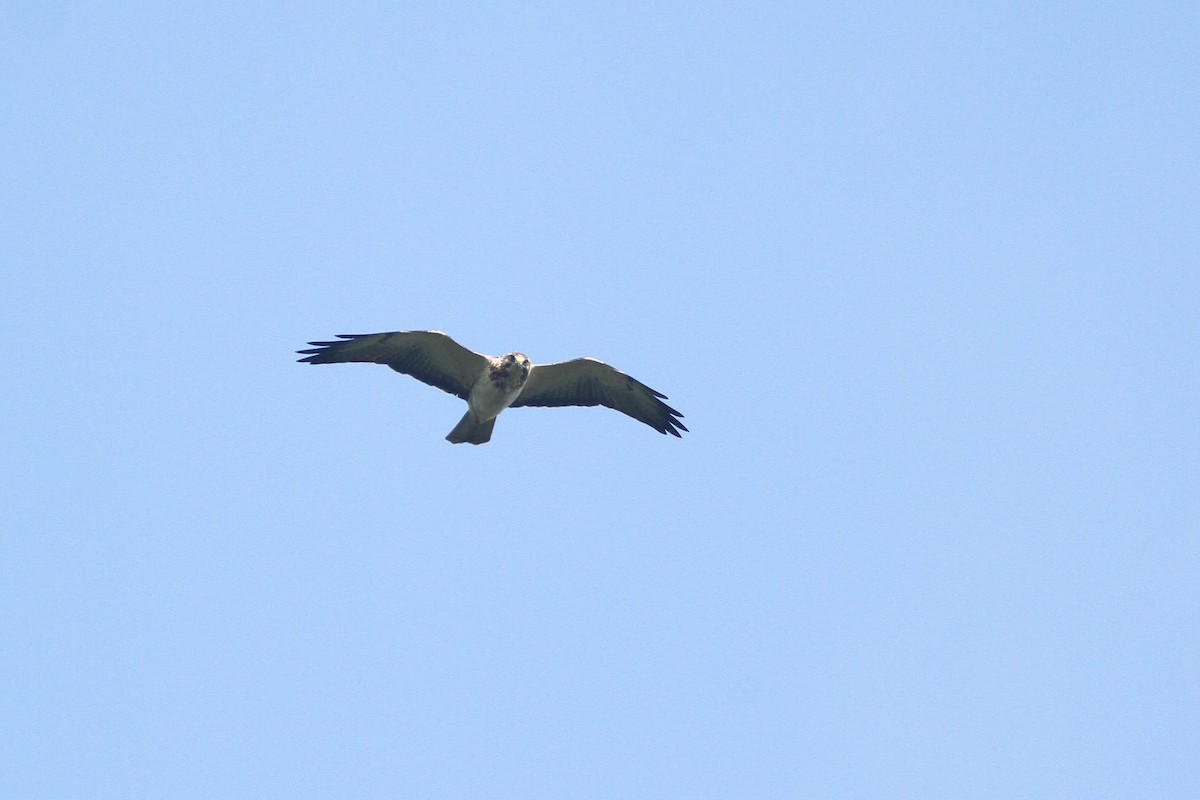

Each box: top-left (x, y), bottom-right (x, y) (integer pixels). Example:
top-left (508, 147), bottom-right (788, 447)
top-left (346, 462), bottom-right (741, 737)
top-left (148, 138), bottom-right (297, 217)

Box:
top-left (2, 3), bottom-right (1197, 798)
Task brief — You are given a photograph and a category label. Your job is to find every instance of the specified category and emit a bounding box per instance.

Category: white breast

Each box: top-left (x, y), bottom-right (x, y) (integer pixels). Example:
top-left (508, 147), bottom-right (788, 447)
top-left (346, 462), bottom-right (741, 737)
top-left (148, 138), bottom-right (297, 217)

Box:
top-left (467, 371), bottom-right (524, 421)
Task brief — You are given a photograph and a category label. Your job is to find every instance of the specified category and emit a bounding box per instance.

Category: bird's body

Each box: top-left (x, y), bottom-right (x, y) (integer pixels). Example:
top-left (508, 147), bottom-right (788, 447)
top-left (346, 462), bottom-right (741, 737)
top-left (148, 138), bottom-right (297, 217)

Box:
top-left (297, 330), bottom-right (686, 444)
top-left (447, 352), bottom-right (532, 444)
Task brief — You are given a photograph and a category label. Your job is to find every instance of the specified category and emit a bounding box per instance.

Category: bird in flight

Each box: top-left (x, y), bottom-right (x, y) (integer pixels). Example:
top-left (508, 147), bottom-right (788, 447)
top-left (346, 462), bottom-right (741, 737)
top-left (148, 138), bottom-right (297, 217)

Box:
top-left (297, 330), bottom-right (687, 445)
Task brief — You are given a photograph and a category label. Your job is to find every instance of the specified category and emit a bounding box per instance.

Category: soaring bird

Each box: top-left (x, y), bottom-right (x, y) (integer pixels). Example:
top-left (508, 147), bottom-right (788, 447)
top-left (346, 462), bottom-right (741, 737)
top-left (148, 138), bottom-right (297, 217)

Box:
top-left (297, 330), bottom-right (687, 444)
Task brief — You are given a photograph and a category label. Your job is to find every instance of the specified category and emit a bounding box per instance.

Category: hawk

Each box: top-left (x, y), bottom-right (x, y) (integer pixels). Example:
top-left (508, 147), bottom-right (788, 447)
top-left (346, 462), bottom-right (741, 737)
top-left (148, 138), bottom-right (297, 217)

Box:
top-left (297, 330), bottom-right (687, 445)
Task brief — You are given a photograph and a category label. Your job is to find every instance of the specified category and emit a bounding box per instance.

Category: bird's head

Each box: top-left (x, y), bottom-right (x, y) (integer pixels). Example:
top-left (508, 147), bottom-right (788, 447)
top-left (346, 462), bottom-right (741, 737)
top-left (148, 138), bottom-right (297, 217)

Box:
top-left (508, 353), bottom-right (531, 380)
top-left (490, 352), bottom-right (531, 387)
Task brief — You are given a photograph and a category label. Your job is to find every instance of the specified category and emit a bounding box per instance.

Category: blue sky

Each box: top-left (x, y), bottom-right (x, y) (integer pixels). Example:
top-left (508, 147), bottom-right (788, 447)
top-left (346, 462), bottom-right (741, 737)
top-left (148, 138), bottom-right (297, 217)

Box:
top-left (2, 3), bottom-right (1197, 797)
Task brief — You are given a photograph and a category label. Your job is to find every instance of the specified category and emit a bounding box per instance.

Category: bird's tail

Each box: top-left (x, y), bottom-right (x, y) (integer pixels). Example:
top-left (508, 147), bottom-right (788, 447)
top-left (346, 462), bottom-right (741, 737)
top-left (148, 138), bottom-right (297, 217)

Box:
top-left (446, 411), bottom-right (496, 445)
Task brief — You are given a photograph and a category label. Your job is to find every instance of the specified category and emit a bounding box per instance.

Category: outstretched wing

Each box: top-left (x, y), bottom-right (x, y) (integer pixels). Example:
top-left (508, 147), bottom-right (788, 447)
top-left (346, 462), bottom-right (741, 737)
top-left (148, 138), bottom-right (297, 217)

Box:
top-left (297, 330), bottom-right (487, 400)
top-left (512, 357), bottom-right (687, 437)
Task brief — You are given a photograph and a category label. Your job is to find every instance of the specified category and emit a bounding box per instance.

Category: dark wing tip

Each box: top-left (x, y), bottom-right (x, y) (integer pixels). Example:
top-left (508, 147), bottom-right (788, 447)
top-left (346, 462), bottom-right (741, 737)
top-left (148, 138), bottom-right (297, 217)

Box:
top-left (640, 383), bottom-right (686, 437)
top-left (295, 335), bottom-right (369, 362)
top-left (660, 411), bottom-right (687, 436)
top-left (296, 334), bottom-right (367, 362)
top-left (614, 374), bottom-right (687, 437)
top-left (296, 343), bottom-right (334, 362)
